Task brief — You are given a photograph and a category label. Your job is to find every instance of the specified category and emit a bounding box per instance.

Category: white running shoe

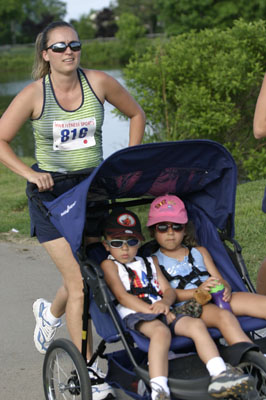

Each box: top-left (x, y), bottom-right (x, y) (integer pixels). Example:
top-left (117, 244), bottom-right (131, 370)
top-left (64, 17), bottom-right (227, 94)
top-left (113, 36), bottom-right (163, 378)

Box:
top-left (33, 298), bottom-right (62, 354)
top-left (88, 362), bottom-right (116, 400)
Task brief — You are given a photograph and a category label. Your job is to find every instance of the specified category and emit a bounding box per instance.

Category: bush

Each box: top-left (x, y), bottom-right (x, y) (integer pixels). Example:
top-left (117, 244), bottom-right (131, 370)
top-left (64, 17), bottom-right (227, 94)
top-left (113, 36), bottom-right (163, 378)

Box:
top-left (123, 19), bottom-right (266, 180)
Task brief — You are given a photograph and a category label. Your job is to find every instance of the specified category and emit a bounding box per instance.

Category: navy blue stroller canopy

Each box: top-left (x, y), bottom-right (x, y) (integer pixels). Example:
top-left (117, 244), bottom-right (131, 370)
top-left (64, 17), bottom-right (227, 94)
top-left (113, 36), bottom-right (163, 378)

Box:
top-left (43, 139), bottom-right (237, 254)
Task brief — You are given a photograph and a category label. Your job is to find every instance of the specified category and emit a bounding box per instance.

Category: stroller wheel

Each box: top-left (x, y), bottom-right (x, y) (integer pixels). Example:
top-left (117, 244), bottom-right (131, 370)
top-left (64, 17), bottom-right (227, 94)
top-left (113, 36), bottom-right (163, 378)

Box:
top-left (238, 350), bottom-right (266, 399)
top-left (43, 338), bottom-right (91, 399)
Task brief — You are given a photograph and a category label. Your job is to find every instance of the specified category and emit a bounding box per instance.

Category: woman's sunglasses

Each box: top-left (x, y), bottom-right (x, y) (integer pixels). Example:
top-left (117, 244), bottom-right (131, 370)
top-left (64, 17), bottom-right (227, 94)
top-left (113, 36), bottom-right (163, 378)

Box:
top-left (45, 41), bottom-right (82, 53)
top-left (155, 223), bottom-right (185, 233)
top-left (105, 238), bottom-right (140, 248)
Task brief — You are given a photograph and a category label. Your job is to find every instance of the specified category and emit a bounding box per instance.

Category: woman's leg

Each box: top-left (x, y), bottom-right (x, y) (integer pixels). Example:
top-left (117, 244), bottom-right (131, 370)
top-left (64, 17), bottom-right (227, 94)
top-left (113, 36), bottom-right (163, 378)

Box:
top-left (201, 303), bottom-right (252, 345)
top-left (42, 237), bottom-right (92, 359)
top-left (50, 284), bottom-right (68, 318)
top-left (138, 319), bottom-right (171, 379)
top-left (256, 258), bottom-right (266, 295)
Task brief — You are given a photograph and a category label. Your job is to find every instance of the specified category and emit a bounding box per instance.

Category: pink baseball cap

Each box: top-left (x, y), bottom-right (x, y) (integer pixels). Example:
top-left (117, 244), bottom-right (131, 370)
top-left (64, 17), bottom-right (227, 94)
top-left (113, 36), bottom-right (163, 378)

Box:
top-left (147, 195), bottom-right (188, 226)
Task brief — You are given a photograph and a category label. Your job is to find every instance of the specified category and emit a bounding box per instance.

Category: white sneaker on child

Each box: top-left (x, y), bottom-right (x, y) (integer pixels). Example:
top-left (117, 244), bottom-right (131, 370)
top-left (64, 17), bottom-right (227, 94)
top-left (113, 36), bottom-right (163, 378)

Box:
top-left (88, 362), bottom-right (116, 400)
top-left (33, 298), bottom-right (62, 354)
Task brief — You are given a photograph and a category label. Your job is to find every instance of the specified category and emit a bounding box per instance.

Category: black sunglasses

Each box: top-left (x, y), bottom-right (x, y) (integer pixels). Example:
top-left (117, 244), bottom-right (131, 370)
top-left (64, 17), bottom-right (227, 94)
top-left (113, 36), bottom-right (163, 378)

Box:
top-left (45, 41), bottom-right (82, 53)
top-left (105, 238), bottom-right (140, 248)
top-left (155, 223), bottom-right (185, 233)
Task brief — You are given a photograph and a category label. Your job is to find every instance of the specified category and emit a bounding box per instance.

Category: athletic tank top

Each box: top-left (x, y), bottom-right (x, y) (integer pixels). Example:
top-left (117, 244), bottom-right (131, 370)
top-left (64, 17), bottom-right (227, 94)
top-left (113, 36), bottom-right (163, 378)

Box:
top-left (109, 255), bottom-right (162, 319)
top-left (31, 68), bottom-right (104, 172)
top-left (154, 247), bottom-right (209, 290)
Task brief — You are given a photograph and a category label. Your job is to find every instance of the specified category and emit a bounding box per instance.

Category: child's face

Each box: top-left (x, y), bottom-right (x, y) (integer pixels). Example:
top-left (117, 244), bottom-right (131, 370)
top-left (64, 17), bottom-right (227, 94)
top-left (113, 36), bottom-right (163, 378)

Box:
top-left (103, 234), bottom-right (140, 264)
top-left (153, 221), bottom-right (185, 251)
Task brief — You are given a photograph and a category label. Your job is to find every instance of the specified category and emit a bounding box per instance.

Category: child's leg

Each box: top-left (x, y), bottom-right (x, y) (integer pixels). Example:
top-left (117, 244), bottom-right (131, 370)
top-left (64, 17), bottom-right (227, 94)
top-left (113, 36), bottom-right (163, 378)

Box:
top-left (173, 316), bottom-right (254, 398)
top-left (138, 319), bottom-right (171, 399)
top-left (138, 319), bottom-right (171, 378)
top-left (201, 303), bottom-right (252, 345)
top-left (173, 315), bottom-right (222, 365)
top-left (230, 291), bottom-right (266, 319)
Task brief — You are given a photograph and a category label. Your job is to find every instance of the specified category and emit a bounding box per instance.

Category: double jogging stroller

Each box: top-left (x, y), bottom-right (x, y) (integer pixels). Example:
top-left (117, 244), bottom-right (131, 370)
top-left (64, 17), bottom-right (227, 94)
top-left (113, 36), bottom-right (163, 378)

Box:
top-left (29, 140), bottom-right (266, 399)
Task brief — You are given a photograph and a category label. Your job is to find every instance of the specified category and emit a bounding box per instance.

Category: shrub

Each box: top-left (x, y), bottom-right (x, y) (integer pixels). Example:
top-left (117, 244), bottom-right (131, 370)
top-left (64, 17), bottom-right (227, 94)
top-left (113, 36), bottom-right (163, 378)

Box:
top-left (123, 19), bottom-right (266, 180)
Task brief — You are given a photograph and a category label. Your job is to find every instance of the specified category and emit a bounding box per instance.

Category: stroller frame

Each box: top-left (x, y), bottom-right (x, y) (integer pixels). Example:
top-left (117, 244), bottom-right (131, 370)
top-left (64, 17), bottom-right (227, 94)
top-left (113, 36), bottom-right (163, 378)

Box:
top-left (31, 140), bottom-right (266, 400)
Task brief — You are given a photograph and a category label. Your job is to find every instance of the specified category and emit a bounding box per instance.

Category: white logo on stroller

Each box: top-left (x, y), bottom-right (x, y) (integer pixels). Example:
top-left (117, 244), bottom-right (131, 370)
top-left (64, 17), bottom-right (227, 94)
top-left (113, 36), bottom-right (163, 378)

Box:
top-left (60, 201), bottom-right (77, 216)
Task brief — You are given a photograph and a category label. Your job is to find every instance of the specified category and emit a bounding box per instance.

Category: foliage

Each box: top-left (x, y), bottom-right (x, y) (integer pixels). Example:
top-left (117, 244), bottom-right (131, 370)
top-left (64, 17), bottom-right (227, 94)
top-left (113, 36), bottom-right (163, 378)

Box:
top-left (155, 0), bottom-right (266, 36)
top-left (80, 39), bottom-right (122, 69)
top-left (0, 158), bottom-right (265, 285)
top-left (0, 45), bottom-right (34, 73)
top-left (0, 0), bottom-right (66, 45)
top-left (71, 14), bottom-right (96, 40)
top-left (123, 19), bottom-right (266, 180)
top-left (115, 13), bottom-right (147, 64)
top-left (115, 0), bottom-right (159, 33)
top-left (94, 8), bottom-right (118, 37)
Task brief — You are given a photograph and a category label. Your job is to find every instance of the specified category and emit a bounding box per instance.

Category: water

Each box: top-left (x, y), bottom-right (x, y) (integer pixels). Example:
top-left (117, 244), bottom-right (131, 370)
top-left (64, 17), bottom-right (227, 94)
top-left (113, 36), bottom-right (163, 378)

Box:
top-left (0, 70), bottom-right (129, 159)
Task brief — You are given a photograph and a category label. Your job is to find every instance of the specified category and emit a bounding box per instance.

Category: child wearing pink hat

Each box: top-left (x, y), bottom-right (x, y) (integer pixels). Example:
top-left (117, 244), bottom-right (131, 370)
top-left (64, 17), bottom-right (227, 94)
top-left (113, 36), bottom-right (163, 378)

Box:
top-left (148, 195), bottom-right (266, 387)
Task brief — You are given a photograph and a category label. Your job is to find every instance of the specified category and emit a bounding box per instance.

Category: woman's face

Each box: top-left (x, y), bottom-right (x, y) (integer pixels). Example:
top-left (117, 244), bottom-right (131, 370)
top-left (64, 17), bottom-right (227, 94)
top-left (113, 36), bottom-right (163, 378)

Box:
top-left (42, 27), bottom-right (81, 73)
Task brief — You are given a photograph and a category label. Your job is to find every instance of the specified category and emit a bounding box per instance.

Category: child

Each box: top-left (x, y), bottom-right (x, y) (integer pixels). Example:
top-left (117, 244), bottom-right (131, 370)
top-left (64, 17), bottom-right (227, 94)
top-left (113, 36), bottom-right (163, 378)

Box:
top-left (147, 194), bottom-right (266, 348)
top-left (101, 207), bottom-right (254, 400)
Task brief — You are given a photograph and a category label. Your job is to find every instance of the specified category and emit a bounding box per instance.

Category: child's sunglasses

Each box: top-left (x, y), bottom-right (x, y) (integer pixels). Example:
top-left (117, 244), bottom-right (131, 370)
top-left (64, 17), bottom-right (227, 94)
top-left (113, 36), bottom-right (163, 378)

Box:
top-left (155, 223), bottom-right (185, 233)
top-left (45, 41), bottom-right (82, 53)
top-left (105, 238), bottom-right (140, 248)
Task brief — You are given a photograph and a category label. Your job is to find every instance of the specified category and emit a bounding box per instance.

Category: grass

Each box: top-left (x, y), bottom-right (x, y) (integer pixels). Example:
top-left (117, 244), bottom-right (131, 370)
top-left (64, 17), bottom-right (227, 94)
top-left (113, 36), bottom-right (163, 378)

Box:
top-left (0, 159), bottom-right (265, 285)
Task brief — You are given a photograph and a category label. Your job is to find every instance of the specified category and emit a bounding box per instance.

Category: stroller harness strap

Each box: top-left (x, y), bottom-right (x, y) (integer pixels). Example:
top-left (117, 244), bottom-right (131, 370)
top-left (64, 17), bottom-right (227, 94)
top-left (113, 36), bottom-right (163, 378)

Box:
top-left (122, 257), bottom-right (163, 304)
top-left (160, 247), bottom-right (210, 290)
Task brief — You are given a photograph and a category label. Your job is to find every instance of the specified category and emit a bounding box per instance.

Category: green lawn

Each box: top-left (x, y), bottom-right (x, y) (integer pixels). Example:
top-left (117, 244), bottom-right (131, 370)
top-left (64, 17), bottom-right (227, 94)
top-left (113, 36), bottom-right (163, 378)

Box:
top-left (0, 160), bottom-right (265, 285)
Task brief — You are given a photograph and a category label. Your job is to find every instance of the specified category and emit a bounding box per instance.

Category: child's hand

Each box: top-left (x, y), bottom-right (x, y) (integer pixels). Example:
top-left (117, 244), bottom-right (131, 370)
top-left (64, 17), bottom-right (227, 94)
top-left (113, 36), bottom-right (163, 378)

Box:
top-left (149, 300), bottom-right (170, 315)
top-left (199, 277), bottom-right (222, 291)
top-left (223, 285), bottom-right (232, 302)
top-left (166, 311), bottom-right (176, 324)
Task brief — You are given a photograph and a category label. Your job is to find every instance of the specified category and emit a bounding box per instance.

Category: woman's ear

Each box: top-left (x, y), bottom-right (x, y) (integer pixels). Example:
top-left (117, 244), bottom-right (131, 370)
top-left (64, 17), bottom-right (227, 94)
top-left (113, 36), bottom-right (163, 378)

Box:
top-left (42, 50), bottom-right (50, 62)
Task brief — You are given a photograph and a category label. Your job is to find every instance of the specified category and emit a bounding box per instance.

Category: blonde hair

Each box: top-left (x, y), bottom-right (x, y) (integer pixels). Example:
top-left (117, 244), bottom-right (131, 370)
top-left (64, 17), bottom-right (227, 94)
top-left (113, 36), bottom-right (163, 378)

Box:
top-left (31, 21), bottom-right (77, 80)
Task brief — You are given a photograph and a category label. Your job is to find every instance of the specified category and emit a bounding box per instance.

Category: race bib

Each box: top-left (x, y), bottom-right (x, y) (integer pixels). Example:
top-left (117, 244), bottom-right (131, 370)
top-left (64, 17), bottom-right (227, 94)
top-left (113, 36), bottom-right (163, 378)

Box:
top-left (53, 117), bottom-right (96, 151)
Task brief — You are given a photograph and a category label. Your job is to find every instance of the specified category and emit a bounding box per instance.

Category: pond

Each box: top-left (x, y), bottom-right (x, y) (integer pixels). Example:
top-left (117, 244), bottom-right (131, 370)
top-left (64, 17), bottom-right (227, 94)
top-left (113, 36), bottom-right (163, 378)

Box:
top-left (0, 70), bottom-right (129, 159)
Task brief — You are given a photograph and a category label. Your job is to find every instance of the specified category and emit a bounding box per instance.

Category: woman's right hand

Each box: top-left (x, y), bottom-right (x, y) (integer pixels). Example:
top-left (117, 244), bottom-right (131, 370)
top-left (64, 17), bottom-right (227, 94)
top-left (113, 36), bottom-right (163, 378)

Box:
top-left (27, 170), bottom-right (54, 192)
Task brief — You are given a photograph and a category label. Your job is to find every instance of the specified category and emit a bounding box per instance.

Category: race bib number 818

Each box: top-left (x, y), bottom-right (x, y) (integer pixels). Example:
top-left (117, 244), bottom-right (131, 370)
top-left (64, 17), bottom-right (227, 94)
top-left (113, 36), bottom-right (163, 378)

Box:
top-left (53, 117), bottom-right (96, 151)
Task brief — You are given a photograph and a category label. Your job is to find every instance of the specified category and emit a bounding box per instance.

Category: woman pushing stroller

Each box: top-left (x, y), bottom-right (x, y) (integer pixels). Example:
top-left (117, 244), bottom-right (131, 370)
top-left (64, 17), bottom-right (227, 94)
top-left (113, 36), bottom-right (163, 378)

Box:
top-left (100, 207), bottom-right (255, 400)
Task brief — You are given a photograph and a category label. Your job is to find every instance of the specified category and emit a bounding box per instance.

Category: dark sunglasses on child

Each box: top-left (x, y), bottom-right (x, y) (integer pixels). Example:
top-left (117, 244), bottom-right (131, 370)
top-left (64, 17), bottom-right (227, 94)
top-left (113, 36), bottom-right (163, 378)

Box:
top-left (155, 223), bottom-right (185, 233)
top-left (45, 41), bottom-right (82, 53)
top-left (105, 238), bottom-right (140, 248)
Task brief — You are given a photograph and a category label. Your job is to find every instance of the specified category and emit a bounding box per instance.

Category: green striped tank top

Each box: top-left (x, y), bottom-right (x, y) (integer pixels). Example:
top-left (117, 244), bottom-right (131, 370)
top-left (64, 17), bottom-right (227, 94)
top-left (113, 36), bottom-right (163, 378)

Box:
top-left (31, 68), bottom-right (104, 172)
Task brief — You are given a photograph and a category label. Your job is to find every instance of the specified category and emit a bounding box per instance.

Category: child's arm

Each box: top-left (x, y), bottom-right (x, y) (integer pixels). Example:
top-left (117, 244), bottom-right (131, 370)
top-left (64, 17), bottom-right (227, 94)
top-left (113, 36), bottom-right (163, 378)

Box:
top-left (196, 246), bottom-right (232, 302)
top-left (101, 259), bottom-right (156, 313)
top-left (150, 257), bottom-right (178, 319)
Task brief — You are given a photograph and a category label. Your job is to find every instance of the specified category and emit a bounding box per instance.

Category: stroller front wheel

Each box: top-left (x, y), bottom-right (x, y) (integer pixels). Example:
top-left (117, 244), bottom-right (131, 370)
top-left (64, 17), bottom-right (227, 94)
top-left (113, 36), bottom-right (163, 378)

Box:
top-left (43, 338), bottom-right (91, 400)
top-left (238, 350), bottom-right (266, 399)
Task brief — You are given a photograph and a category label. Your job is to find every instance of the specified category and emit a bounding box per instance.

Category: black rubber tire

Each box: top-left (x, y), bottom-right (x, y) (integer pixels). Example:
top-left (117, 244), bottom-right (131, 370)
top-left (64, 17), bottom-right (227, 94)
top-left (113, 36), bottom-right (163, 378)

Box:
top-left (43, 338), bottom-right (92, 400)
top-left (238, 350), bottom-right (266, 399)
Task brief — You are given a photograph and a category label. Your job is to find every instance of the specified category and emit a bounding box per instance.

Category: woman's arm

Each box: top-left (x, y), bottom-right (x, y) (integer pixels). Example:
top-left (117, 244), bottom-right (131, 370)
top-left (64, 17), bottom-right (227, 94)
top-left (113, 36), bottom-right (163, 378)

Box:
top-left (253, 74), bottom-right (266, 139)
top-left (85, 70), bottom-right (146, 146)
top-left (0, 81), bottom-right (54, 190)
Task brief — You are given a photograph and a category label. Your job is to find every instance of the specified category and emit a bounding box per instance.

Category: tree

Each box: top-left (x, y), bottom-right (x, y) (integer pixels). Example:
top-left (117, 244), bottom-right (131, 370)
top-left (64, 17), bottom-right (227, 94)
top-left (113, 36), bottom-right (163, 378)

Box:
top-left (115, 0), bottom-right (159, 33)
top-left (155, 0), bottom-right (266, 35)
top-left (0, 0), bottom-right (66, 44)
top-left (94, 8), bottom-right (118, 37)
top-left (123, 19), bottom-right (266, 180)
top-left (71, 13), bottom-right (96, 40)
top-left (115, 12), bottom-right (146, 64)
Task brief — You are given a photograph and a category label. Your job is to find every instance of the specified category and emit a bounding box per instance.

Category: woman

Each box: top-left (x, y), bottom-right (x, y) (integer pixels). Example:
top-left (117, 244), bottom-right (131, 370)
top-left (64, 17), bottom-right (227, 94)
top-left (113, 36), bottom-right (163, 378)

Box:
top-left (0, 20), bottom-right (145, 400)
top-left (253, 74), bottom-right (266, 295)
